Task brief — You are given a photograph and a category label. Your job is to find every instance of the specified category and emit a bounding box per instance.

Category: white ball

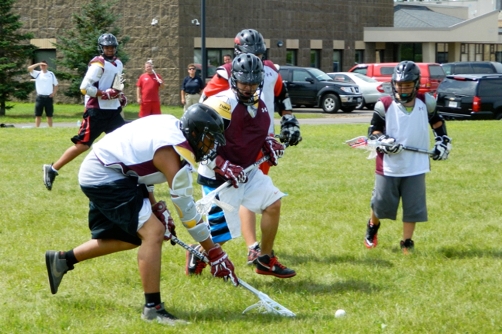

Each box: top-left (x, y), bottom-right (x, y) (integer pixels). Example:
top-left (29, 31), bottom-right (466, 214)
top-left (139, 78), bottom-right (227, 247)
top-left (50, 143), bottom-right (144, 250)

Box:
top-left (335, 309), bottom-right (346, 318)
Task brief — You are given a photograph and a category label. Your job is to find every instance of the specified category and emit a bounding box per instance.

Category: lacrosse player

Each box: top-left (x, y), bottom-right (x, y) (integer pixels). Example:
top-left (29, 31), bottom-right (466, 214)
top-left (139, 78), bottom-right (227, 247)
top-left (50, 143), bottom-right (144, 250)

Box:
top-left (200, 28), bottom-right (300, 266)
top-left (45, 104), bottom-right (238, 325)
top-left (365, 60), bottom-right (452, 253)
top-left (186, 53), bottom-right (296, 279)
top-left (43, 33), bottom-right (128, 191)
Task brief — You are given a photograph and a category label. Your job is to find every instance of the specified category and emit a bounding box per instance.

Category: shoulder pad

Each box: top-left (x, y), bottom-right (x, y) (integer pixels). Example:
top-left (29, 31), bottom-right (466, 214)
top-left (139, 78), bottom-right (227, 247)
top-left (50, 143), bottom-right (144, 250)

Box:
top-left (203, 95), bottom-right (232, 120)
top-left (263, 60), bottom-right (279, 73)
top-left (424, 93), bottom-right (437, 114)
top-left (374, 100), bottom-right (387, 119)
top-left (215, 64), bottom-right (231, 80)
top-left (89, 56), bottom-right (105, 68)
top-left (173, 141), bottom-right (197, 169)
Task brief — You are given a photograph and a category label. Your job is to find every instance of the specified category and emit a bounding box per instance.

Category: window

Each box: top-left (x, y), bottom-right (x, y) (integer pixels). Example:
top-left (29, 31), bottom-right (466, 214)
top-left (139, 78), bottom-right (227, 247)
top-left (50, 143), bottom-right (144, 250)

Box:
top-left (34, 50), bottom-right (57, 69)
top-left (355, 50), bottom-right (364, 64)
top-left (332, 50), bottom-right (342, 72)
top-left (286, 50), bottom-right (297, 66)
top-left (292, 69), bottom-right (312, 82)
top-left (399, 43), bottom-right (422, 62)
top-left (194, 48), bottom-right (233, 77)
top-left (436, 43), bottom-right (448, 64)
top-left (310, 50), bottom-right (320, 68)
top-left (479, 79), bottom-right (502, 97)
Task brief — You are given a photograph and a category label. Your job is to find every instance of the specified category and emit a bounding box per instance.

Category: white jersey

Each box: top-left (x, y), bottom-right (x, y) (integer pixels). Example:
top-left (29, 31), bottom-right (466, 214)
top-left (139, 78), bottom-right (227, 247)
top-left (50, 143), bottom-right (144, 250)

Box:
top-left (377, 97), bottom-right (431, 177)
top-left (79, 115), bottom-right (196, 186)
top-left (82, 56), bottom-right (123, 110)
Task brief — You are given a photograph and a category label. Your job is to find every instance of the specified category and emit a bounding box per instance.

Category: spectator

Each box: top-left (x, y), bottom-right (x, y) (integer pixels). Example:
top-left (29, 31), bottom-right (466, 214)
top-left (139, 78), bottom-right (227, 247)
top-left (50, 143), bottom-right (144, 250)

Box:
top-left (222, 54), bottom-right (232, 65)
top-left (42, 33), bottom-right (127, 191)
top-left (28, 60), bottom-right (58, 127)
top-left (180, 64), bottom-right (204, 111)
top-left (136, 61), bottom-right (164, 117)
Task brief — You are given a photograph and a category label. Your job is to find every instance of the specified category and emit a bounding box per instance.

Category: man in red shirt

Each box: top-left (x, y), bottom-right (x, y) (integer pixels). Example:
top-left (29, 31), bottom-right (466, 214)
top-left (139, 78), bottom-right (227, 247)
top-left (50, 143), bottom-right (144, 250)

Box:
top-left (136, 61), bottom-right (164, 117)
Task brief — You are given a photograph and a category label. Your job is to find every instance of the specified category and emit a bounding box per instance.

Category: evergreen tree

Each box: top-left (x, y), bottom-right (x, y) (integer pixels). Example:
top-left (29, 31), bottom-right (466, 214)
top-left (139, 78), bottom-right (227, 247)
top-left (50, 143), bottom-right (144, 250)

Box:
top-left (54, 0), bottom-right (130, 101)
top-left (0, 0), bottom-right (37, 116)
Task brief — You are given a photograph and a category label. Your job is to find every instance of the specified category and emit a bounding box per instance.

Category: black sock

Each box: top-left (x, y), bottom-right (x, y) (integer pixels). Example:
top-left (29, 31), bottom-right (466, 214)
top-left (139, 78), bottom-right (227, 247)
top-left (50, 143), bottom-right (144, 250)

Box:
top-left (145, 292), bottom-right (161, 307)
top-left (64, 250), bottom-right (79, 267)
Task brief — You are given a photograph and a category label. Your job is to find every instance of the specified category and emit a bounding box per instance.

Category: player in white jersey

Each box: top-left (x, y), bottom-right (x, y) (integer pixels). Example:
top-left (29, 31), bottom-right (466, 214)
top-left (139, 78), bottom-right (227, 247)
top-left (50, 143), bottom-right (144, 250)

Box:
top-left (364, 61), bottom-right (452, 253)
top-left (43, 33), bottom-right (128, 191)
top-left (186, 53), bottom-right (296, 279)
top-left (200, 29), bottom-right (301, 265)
top-left (45, 105), bottom-right (238, 326)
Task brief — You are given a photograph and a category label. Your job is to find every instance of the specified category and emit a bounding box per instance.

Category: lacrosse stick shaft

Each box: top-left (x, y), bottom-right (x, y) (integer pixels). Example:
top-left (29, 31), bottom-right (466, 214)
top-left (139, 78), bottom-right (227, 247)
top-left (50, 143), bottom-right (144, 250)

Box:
top-left (170, 235), bottom-right (296, 317)
top-left (346, 136), bottom-right (434, 155)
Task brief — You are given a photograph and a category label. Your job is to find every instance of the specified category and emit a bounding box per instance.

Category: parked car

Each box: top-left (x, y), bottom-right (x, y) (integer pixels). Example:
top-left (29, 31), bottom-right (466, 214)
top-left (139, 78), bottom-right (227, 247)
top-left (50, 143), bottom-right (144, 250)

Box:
top-left (441, 61), bottom-right (502, 75)
top-left (348, 62), bottom-right (445, 94)
top-left (278, 66), bottom-right (362, 113)
top-left (194, 63), bottom-right (217, 79)
top-left (327, 72), bottom-right (389, 110)
top-left (436, 74), bottom-right (502, 120)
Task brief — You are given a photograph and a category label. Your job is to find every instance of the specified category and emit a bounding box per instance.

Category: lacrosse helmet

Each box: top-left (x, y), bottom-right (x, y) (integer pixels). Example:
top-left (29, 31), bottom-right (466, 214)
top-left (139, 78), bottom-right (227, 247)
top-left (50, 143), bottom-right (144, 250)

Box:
top-left (230, 53), bottom-right (264, 106)
top-left (98, 33), bottom-right (118, 60)
top-left (234, 29), bottom-right (266, 58)
top-left (391, 60), bottom-right (421, 103)
top-left (180, 103), bottom-right (226, 162)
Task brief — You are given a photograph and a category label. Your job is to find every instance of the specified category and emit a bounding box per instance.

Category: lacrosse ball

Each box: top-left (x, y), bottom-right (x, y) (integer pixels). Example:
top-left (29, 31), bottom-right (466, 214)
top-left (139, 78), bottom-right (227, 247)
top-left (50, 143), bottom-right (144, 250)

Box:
top-left (335, 309), bottom-right (346, 318)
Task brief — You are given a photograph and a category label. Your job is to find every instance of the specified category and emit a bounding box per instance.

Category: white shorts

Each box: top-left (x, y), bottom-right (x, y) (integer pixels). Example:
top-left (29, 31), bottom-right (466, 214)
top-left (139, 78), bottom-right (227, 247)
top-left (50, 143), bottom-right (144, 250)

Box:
top-left (215, 168), bottom-right (285, 240)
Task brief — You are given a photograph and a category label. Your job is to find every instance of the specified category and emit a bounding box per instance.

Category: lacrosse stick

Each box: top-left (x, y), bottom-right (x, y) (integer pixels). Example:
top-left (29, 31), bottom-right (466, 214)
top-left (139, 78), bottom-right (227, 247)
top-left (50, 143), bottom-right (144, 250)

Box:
top-left (170, 235), bottom-right (296, 317)
top-left (195, 154), bottom-right (269, 214)
top-left (345, 136), bottom-right (434, 158)
top-left (147, 59), bottom-right (162, 84)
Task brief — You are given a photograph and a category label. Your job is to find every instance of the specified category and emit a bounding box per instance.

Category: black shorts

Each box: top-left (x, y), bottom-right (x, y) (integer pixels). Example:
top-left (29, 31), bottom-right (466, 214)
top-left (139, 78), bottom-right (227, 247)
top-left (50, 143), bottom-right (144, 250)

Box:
top-left (80, 177), bottom-right (149, 246)
top-left (71, 108), bottom-right (126, 146)
top-left (34, 95), bottom-right (54, 117)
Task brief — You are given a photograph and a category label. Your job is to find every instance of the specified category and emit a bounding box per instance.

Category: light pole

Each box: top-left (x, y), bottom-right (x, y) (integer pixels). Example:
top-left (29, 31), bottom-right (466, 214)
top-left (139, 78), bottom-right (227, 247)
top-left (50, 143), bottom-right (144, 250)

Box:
top-left (201, 0), bottom-right (207, 80)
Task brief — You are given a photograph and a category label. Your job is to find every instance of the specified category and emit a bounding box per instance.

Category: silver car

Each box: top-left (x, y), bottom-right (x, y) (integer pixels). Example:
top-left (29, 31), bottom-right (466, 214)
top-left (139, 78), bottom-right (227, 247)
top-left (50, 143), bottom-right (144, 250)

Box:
top-left (327, 72), bottom-right (389, 110)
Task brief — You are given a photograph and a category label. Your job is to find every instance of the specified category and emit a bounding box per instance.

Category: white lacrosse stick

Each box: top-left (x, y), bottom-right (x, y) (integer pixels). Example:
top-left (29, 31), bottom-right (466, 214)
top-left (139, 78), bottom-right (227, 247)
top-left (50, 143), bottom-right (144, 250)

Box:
top-left (147, 59), bottom-right (162, 84)
top-left (345, 135), bottom-right (434, 159)
top-left (170, 235), bottom-right (296, 317)
top-left (195, 155), bottom-right (269, 214)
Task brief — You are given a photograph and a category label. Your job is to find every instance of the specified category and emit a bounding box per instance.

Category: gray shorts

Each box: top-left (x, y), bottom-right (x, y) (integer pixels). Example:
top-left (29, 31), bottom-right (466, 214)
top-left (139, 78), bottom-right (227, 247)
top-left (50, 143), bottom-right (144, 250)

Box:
top-left (371, 173), bottom-right (428, 222)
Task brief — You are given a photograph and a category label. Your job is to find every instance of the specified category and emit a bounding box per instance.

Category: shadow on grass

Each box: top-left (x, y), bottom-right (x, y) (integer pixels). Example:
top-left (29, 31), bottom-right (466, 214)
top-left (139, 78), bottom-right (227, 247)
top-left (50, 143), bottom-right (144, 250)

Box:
top-left (439, 247), bottom-right (502, 259)
top-left (279, 253), bottom-right (394, 268)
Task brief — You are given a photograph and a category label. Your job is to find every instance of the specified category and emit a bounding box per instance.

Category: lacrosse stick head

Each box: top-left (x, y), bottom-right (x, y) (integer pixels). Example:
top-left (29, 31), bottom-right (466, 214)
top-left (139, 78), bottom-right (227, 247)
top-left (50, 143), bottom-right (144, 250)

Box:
top-left (242, 300), bottom-right (296, 317)
top-left (195, 193), bottom-right (234, 214)
top-left (345, 136), bottom-right (378, 159)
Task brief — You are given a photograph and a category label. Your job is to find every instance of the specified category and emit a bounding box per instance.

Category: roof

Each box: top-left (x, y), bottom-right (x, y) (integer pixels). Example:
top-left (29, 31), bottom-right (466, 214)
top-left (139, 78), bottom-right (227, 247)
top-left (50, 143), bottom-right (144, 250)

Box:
top-left (394, 5), bottom-right (464, 28)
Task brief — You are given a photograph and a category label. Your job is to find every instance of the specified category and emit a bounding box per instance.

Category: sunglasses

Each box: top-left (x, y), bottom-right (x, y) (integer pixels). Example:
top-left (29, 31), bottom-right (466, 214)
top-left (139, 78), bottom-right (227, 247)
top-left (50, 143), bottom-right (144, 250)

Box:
top-left (188, 68), bottom-right (195, 70)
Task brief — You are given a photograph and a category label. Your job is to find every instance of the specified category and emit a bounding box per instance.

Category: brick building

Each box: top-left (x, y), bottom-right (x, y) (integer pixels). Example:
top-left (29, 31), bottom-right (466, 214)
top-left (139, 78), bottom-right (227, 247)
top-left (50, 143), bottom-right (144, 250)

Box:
top-left (16, 0), bottom-right (393, 105)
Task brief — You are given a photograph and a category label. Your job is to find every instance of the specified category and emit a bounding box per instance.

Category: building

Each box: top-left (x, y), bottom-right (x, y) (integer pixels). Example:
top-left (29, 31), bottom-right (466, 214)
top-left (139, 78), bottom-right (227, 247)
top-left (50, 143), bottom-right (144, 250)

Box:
top-left (17, 0), bottom-right (393, 105)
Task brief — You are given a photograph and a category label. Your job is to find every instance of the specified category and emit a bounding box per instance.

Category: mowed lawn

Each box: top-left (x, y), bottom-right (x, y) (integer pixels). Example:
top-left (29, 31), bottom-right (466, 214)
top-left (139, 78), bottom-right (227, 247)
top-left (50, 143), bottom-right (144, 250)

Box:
top-left (0, 116), bottom-right (501, 333)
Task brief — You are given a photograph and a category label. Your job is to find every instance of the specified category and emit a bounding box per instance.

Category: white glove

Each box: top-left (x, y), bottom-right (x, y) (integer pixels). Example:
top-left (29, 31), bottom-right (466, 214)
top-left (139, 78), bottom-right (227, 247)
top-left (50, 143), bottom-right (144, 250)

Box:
top-left (370, 134), bottom-right (403, 155)
top-left (432, 135), bottom-right (451, 160)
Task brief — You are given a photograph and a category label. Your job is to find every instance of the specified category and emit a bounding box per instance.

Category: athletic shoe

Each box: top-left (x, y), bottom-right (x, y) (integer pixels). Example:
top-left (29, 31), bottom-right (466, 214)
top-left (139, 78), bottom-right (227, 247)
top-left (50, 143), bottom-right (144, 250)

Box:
top-left (43, 164), bottom-right (58, 191)
top-left (400, 239), bottom-right (414, 254)
top-left (185, 244), bottom-right (207, 275)
top-left (141, 302), bottom-right (189, 326)
top-left (364, 219), bottom-right (380, 248)
top-left (247, 242), bottom-right (261, 265)
top-left (255, 253), bottom-right (296, 278)
top-left (45, 250), bottom-right (73, 294)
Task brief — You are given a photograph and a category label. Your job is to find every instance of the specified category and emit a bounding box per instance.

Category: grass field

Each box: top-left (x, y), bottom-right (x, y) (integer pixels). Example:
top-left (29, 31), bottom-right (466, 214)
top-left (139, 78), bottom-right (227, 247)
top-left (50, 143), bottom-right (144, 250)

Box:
top-left (0, 113), bottom-right (501, 333)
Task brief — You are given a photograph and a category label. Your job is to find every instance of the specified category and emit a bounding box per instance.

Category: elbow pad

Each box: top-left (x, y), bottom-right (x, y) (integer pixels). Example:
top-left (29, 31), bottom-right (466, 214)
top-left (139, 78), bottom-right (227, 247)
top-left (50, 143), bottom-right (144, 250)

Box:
top-left (80, 77), bottom-right (98, 97)
top-left (170, 165), bottom-right (201, 228)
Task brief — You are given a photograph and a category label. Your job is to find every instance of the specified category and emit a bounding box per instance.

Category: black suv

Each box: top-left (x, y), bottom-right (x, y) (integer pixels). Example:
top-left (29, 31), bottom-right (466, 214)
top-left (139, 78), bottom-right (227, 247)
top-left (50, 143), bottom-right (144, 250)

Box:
top-left (436, 74), bottom-right (502, 120)
top-left (441, 61), bottom-right (502, 75)
top-left (278, 66), bottom-right (362, 113)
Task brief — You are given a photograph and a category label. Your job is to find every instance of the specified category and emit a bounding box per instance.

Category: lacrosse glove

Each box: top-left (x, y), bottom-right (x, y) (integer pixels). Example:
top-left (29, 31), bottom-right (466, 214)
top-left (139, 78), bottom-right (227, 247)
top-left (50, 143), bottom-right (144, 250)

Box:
top-left (262, 136), bottom-right (285, 166)
top-left (100, 88), bottom-right (121, 100)
top-left (214, 155), bottom-right (247, 188)
top-left (279, 114), bottom-right (301, 146)
top-left (432, 135), bottom-right (451, 161)
top-left (152, 201), bottom-right (177, 245)
top-left (206, 244), bottom-right (239, 287)
top-left (370, 133), bottom-right (403, 155)
top-left (118, 93), bottom-right (128, 108)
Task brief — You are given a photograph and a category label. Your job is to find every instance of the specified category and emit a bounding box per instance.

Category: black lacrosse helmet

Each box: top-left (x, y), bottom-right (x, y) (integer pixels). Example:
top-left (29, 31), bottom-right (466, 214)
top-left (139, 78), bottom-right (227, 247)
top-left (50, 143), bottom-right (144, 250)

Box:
top-left (234, 29), bottom-right (266, 58)
top-left (180, 103), bottom-right (226, 162)
top-left (98, 33), bottom-right (118, 60)
top-left (230, 53), bottom-right (264, 106)
top-left (391, 60), bottom-right (421, 103)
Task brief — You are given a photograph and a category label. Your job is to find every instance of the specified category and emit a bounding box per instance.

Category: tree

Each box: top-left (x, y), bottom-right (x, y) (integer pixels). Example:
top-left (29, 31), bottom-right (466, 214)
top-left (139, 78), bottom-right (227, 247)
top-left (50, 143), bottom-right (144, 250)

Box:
top-left (0, 0), bottom-right (37, 116)
top-left (54, 0), bottom-right (130, 101)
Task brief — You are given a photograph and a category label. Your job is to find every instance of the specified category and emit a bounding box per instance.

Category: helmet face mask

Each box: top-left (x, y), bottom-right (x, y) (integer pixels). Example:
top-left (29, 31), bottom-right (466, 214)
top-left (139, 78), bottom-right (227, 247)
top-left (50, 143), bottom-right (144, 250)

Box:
top-left (98, 33), bottom-right (118, 60)
top-left (180, 104), bottom-right (226, 162)
top-left (234, 29), bottom-right (266, 58)
top-left (230, 53), bottom-right (264, 106)
top-left (391, 60), bottom-right (420, 103)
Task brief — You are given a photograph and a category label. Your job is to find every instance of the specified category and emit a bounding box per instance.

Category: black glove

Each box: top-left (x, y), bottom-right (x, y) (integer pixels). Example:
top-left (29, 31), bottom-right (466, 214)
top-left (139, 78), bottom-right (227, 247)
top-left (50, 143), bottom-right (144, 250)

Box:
top-left (432, 135), bottom-right (451, 160)
top-left (279, 114), bottom-right (301, 146)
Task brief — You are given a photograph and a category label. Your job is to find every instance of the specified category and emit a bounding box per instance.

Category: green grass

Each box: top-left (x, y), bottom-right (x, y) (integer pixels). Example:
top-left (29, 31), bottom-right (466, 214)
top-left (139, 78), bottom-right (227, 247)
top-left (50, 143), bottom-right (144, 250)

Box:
top-left (1, 120), bottom-right (501, 333)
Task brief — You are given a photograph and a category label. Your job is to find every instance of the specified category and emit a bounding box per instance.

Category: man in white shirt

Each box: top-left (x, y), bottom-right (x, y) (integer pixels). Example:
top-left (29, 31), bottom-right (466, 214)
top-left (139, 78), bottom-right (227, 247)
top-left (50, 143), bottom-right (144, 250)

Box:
top-left (28, 60), bottom-right (58, 127)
